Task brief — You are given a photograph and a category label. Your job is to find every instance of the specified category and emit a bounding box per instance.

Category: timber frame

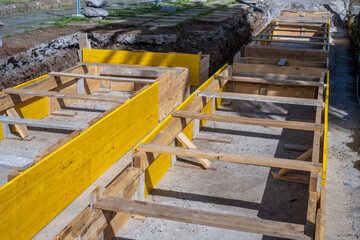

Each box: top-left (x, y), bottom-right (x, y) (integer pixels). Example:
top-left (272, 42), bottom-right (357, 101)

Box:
top-left (0, 45), bottom-right (198, 239)
top-left (55, 9), bottom-right (329, 240)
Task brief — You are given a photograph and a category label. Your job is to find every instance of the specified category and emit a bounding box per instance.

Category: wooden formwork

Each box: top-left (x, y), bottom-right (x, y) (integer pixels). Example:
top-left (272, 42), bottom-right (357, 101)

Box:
top-left (0, 53), bottom-right (192, 239)
top-left (56, 10), bottom-right (329, 240)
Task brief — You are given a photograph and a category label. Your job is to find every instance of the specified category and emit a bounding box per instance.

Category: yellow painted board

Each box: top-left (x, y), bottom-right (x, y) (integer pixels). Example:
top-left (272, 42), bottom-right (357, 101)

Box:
top-left (321, 71), bottom-right (329, 187)
top-left (141, 64), bottom-right (228, 198)
top-left (82, 49), bottom-right (201, 86)
top-left (0, 75), bottom-right (48, 139)
top-left (0, 83), bottom-right (159, 240)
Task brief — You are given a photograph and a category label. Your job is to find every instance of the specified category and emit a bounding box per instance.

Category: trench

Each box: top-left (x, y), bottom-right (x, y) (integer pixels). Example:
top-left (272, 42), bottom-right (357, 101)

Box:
top-left (0, 4), bottom-right (276, 91)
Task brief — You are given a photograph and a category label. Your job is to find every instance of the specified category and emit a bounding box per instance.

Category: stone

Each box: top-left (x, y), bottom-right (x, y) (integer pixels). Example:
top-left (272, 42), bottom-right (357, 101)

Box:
top-left (0, 37), bottom-right (2, 48)
top-left (84, 7), bottom-right (109, 17)
top-left (0, 21), bottom-right (4, 27)
top-left (85, 0), bottom-right (107, 8)
top-left (116, 34), bottom-right (178, 45)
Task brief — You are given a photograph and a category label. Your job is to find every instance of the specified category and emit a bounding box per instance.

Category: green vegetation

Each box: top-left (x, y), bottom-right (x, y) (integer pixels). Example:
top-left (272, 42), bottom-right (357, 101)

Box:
top-left (53, 16), bottom-right (90, 27)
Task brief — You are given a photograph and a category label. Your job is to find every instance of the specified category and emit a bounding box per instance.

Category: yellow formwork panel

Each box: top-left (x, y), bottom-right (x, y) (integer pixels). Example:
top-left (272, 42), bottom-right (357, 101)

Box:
top-left (139, 64), bottom-right (228, 197)
top-left (322, 71), bottom-right (329, 187)
top-left (0, 75), bottom-right (49, 140)
top-left (0, 83), bottom-right (159, 240)
top-left (82, 49), bottom-right (201, 87)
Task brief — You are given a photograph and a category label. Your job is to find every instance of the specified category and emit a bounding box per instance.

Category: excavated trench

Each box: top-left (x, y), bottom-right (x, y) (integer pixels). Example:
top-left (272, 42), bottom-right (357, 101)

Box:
top-left (0, 3), bottom-right (279, 91)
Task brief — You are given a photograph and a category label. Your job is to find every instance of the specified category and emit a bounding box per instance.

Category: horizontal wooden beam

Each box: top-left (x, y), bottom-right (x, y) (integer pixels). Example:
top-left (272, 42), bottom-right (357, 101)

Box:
top-left (257, 34), bottom-right (328, 40)
top-left (0, 116), bottom-right (88, 131)
top-left (266, 28), bottom-right (328, 34)
top-left (137, 143), bottom-right (322, 172)
top-left (94, 197), bottom-right (310, 240)
top-left (3, 88), bottom-right (129, 103)
top-left (270, 22), bottom-right (328, 29)
top-left (252, 39), bottom-right (327, 46)
top-left (215, 76), bottom-right (324, 87)
top-left (172, 110), bottom-right (324, 131)
top-left (275, 16), bottom-right (330, 23)
top-left (48, 72), bottom-right (156, 83)
top-left (197, 91), bottom-right (324, 107)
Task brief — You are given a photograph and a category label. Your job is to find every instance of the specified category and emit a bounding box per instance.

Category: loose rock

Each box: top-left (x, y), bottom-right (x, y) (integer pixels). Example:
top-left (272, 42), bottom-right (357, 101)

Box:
top-left (83, 7), bottom-right (109, 17)
top-left (85, 0), bottom-right (107, 8)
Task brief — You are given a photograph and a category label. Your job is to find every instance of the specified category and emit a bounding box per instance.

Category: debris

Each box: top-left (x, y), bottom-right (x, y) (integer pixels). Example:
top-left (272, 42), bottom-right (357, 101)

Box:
top-left (85, 0), bottom-right (107, 8)
top-left (83, 7), bottom-right (109, 17)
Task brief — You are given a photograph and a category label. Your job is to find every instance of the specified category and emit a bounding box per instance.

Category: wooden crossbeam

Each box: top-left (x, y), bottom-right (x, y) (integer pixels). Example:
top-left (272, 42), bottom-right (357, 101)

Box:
top-left (5, 107), bottom-right (29, 138)
top-left (94, 197), bottom-right (310, 240)
top-left (3, 88), bottom-right (129, 103)
top-left (215, 76), bottom-right (324, 87)
top-left (270, 23), bottom-right (328, 30)
top-left (257, 34), bottom-right (328, 40)
top-left (0, 116), bottom-right (88, 131)
top-left (266, 28), bottom-right (328, 34)
top-left (233, 72), bottom-right (319, 81)
top-left (137, 143), bottom-right (322, 172)
top-left (48, 72), bottom-right (156, 83)
top-left (172, 110), bottom-right (324, 132)
top-left (176, 132), bottom-right (210, 169)
top-left (275, 16), bottom-right (330, 23)
top-left (197, 91), bottom-right (324, 107)
top-left (252, 39), bottom-right (327, 46)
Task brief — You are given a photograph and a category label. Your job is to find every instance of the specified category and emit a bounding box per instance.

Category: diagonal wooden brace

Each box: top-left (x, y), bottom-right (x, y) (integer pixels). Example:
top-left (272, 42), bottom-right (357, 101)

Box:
top-left (176, 132), bottom-right (211, 169)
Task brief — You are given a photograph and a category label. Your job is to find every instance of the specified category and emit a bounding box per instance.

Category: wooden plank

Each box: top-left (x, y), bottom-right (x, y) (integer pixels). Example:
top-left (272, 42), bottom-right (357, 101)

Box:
top-left (0, 116), bottom-right (88, 131)
top-left (215, 76), bottom-right (324, 87)
top-left (194, 132), bottom-right (233, 143)
top-left (5, 107), bottom-right (29, 138)
top-left (173, 110), bottom-right (324, 131)
top-left (48, 72), bottom-right (156, 83)
top-left (137, 143), bottom-right (322, 172)
top-left (51, 112), bottom-right (78, 117)
top-left (266, 28), bottom-right (328, 34)
top-left (197, 91), bottom-right (324, 107)
top-left (257, 34), bottom-right (327, 40)
top-left (278, 148), bottom-right (313, 176)
top-left (82, 49), bottom-right (202, 86)
top-left (3, 88), bottom-right (129, 103)
top-left (94, 197), bottom-right (310, 240)
top-left (232, 63), bottom-right (325, 76)
top-left (236, 57), bottom-right (327, 68)
top-left (252, 39), bottom-right (327, 46)
top-left (245, 46), bottom-right (329, 62)
top-left (275, 16), bottom-right (329, 23)
top-left (176, 132), bottom-right (210, 169)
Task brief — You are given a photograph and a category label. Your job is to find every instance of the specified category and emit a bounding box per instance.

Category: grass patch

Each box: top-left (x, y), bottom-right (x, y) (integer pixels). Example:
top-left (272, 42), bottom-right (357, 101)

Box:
top-left (53, 16), bottom-right (90, 27)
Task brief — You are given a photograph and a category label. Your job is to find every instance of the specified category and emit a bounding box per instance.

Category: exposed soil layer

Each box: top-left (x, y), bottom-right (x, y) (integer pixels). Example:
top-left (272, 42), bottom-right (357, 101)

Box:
top-left (0, 2), bottom-right (276, 91)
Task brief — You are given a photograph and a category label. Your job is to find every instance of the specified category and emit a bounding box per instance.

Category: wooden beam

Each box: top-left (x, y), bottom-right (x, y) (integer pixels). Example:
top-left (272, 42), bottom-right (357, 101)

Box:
top-left (0, 116), bottom-right (88, 131)
top-left (257, 34), bottom-right (328, 40)
top-left (176, 132), bottom-right (211, 169)
top-left (3, 88), bottom-right (129, 103)
top-left (252, 39), bottom-right (327, 46)
top-left (94, 197), bottom-right (310, 240)
top-left (266, 28), bottom-right (328, 34)
top-left (197, 91), bottom-right (324, 107)
top-left (233, 72), bottom-right (319, 81)
top-left (48, 72), bottom-right (156, 83)
top-left (215, 76), bottom-right (324, 87)
top-left (277, 148), bottom-right (313, 177)
top-left (172, 110), bottom-right (324, 131)
top-left (136, 143), bottom-right (322, 172)
top-left (194, 132), bottom-right (233, 143)
top-left (5, 107), bottom-right (29, 138)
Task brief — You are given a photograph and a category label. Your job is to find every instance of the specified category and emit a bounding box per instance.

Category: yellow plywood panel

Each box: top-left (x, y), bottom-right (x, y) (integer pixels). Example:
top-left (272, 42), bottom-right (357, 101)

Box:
top-left (0, 83), bottom-right (159, 240)
top-left (83, 49), bottom-right (201, 86)
top-left (0, 75), bottom-right (49, 140)
top-left (145, 153), bottom-right (171, 197)
top-left (322, 71), bottom-right (329, 187)
top-left (142, 64), bottom-right (228, 197)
